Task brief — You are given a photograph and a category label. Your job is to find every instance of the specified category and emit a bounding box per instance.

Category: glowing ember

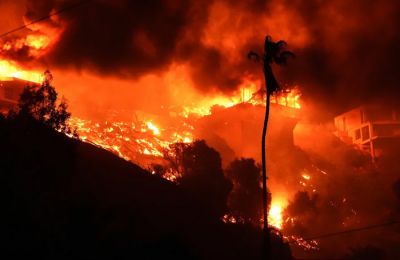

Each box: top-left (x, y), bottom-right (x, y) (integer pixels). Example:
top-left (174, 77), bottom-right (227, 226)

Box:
top-left (146, 121), bottom-right (161, 135)
top-left (68, 116), bottom-right (193, 166)
top-left (283, 235), bottom-right (319, 251)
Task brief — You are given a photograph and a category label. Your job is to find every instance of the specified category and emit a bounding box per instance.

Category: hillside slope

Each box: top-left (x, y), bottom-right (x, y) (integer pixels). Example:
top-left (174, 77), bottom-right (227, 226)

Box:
top-left (0, 117), bottom-right (292, 259)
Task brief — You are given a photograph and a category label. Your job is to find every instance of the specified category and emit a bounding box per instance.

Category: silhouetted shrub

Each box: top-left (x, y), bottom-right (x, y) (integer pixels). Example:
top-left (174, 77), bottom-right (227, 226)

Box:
top-left (177, 140), bottom-right (233, 218)
top-left (13, 70), bottom-right (74, 135)
top-left (226, 158), bottom-right (263, 225)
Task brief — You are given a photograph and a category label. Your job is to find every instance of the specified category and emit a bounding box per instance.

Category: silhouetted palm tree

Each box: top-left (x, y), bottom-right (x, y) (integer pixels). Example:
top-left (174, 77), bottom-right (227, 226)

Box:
top-left (248, 35), bottom-right (294, 254)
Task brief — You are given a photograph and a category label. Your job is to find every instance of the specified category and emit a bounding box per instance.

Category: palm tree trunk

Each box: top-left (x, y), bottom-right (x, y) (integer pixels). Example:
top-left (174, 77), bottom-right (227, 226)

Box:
top-left (262, 91), bottom-right (271, 258)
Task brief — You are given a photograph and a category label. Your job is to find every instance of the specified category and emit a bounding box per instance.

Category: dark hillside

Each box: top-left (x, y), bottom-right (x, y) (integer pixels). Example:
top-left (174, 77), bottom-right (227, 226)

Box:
top-left (0, 117), bottom-right (292, 259)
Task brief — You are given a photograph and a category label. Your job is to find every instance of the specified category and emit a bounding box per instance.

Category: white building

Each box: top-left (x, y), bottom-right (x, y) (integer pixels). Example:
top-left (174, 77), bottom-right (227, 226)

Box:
top-left (334, 105), bottom-right (400, 161)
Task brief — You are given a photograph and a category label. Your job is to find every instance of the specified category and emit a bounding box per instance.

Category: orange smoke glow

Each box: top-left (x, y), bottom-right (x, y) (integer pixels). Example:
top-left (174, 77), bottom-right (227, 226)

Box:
top-left (2, 33), bottom-right (52, 57)
top-left (1, 32), bottom-right (51, 82)
top-left (25, 34), bottom-right (51, 50)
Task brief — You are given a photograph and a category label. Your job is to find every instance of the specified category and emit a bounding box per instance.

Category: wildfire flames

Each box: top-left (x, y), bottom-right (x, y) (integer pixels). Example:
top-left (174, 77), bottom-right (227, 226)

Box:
top-left (269, 199), bottom-right (286, 229)
top-left (68, 117), bottom-right (193, 162)
top-left (0, 55), bottom-right (301, 234)
top-left (3, 1), bottom-right (400, 258)
top-left (0, 10), bottom-right (306, 251)
top-left (0, 60), bottom-right (41, 82)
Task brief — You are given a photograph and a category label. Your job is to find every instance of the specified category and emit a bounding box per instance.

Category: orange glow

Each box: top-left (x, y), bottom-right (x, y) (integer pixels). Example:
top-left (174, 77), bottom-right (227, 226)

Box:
top-left (67, 117), bottom-right (194, 165)
top-left (270, 87), bottom-right (302, 109)
top-left (268, 197), bottom-right (287, 229)
top-left (2, 33), bottom-right (51, 57)
top-left (283, 235), bottom-right (319, 251)
top-left (146, 121), bottom-right (161, 136)
top-left (25, 34), bottom-right (51, 50)
top-left (0, 60), bottom-right (42, 82)
top-left (181, 81), bottom-right (301, 118)
top-left (0, 33), bottom-right (51, 82)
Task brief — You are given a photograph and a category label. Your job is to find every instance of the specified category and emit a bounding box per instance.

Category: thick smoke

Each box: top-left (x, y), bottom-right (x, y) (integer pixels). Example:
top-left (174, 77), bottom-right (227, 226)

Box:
top-left (0, 1), bottom-right (25, 33)
top-left (2, 0), bottom-right (400, 115)
top-left (280, 0), bottom-right (400, 115)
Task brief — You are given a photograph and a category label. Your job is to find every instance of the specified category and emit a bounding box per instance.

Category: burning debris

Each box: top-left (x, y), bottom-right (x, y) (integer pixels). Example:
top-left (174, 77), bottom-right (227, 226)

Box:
top-left (68, 116), bottom-right (193, 163)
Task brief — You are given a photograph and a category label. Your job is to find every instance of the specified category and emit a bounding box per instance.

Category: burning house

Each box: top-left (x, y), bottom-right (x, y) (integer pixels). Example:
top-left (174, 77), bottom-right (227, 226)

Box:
top-left (195, 92), bottom-right (301, 165)
top-left (334, 105), bottom-right (400, 161)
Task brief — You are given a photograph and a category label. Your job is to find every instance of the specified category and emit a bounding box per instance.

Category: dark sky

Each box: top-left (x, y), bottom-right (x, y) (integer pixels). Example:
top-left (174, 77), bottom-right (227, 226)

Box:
top-left (1, 0), bottom-right (400, 116)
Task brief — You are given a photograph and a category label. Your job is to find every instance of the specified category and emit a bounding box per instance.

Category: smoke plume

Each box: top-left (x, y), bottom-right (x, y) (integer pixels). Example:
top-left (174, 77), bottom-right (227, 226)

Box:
top-left (1, 0), bottom-right (400, 116)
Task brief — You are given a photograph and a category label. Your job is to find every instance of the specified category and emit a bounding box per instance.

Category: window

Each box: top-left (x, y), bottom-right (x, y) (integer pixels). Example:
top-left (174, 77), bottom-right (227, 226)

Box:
top-left (355, 129), bottom-right (361, 140)
top-left (361, 126), bottom-right (370, 141)
top-left (342, 117), bottom-right (346, 131)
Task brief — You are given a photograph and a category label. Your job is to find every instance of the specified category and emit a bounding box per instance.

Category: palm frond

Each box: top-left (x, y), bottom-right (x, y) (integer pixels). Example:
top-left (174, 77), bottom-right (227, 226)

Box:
top-left (280, 50), bottom-right (295, 58)
top-left (273, 51), bottom-right (295, 65)
top-left (248, 51), bottom-right (261, 62)
top-left (276, 40), bottom-right (287, 49)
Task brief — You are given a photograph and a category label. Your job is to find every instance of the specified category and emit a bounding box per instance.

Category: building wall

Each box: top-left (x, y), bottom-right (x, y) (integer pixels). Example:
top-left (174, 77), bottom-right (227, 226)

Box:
top-left (334, 105), bottom-right (400, 160)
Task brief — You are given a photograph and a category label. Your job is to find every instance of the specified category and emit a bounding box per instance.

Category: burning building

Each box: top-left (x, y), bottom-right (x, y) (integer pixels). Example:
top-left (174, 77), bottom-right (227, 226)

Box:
top-left (334, 105), bottom-right (400, 161)
top-left (195, 91), bottom-right (301, 165)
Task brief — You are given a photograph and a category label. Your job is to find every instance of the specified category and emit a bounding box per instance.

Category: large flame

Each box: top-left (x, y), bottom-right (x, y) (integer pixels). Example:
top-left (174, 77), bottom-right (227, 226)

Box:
top-left (0, 33), bottom-right (50, 82)
top-left (0, 60), bottom-right (41, 82)
top-left (268, 197), bottom-right (287, 229)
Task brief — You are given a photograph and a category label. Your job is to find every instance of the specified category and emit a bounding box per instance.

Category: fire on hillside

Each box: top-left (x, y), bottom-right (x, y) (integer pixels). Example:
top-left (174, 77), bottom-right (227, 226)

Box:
top-left (3, 2), bottom-right (400, 258)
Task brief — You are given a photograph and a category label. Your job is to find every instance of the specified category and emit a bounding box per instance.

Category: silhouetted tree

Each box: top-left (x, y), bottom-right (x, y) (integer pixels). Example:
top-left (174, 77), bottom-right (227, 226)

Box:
top-left (226, 158), bottom-right (263, 225)
top-left (162, 142), bottom-right (190, 177)
top-left (248, 36), bottom-right (294, 233)
top-left (15, 70), bottom-right (73, 134)
top-left (282, 191), bottom-right (318, 236)
top-left (176, 140), bottom-right (232, 218)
